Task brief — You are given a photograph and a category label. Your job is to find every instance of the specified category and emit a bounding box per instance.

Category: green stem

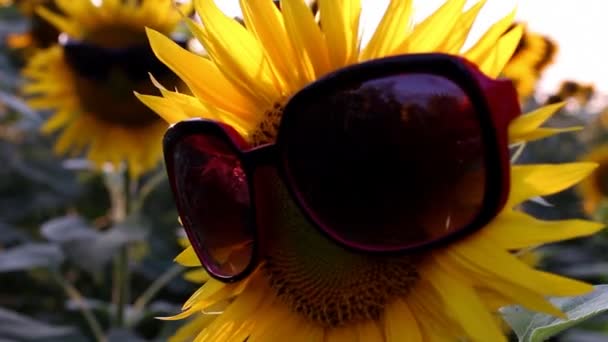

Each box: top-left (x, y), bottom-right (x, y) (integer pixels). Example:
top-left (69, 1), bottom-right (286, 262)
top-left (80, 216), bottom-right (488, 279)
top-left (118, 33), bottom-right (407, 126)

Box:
top-left (104, 167), bottom-right (129, 328)
top-left (114, 248), bottom-right (129, 327)
top-left (52, 272), bottom-right (106, 342)
top-left (130, 170), bottom-right (166, 214)
top-left (133, 264), bottom-right (184, 311)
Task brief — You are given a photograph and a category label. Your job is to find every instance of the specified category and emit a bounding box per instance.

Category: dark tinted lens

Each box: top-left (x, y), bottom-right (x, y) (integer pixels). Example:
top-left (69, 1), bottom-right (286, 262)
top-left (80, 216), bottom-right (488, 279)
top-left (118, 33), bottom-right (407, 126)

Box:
top-left (63, 41), bottom-right (180, 82)
top-left (121, 43), bottom-right (181, 81)
top-left (171, 134), bottom-right (253, 277)
top-left (63, 42), bottom-right (110, 81)
top-left (284, 73), bottom-right (486, 249)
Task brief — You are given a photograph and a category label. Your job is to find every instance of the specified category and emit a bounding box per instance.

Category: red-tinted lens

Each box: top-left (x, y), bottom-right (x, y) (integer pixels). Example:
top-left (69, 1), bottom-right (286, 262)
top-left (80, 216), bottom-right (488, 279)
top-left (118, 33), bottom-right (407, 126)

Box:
top-left (170, 134), bottom-right (253, 277)
top-left (283, 73), bottom-right (487, 250)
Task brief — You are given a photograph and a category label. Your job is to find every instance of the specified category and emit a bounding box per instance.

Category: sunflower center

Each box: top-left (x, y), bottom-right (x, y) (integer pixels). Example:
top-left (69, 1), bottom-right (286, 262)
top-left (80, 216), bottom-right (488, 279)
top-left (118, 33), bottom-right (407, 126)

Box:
top-left (254, 167), bottom-right (421, 328)
top-left (62, 27), bottom-right (181, 127)
top-left (252, 102), bottom-right (284, 146)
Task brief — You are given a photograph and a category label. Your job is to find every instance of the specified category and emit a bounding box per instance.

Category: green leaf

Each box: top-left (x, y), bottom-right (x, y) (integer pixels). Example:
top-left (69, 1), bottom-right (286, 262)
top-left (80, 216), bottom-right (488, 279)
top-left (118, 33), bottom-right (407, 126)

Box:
top-left (0, 90), bottom-right (40, 123)
top-left (560, 330), bottom-right (608, 342)
top-left (0, 307), bottom-right (85, 341)
top-left (501, 285), bottom-right (608, 342)
top-left (39, 215), bottom-right (148, 273)
top-left (0, 221), bottom-right (27, 244)
top-left (0, 243), bottom-right (64, 272)
top-left (41, 216), bottom-right (98, 242)
top-left (67, 217), bottom-right (147, 273)
top-left (107, 328), bottom-right (146, 342)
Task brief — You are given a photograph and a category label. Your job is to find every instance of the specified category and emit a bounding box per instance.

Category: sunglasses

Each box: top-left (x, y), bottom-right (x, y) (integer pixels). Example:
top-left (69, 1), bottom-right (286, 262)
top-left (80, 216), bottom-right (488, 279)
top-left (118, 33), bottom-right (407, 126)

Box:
top-left (61, 37), bottom-right (186, 82)
top-left (163, 53), bottom-right (521, 282)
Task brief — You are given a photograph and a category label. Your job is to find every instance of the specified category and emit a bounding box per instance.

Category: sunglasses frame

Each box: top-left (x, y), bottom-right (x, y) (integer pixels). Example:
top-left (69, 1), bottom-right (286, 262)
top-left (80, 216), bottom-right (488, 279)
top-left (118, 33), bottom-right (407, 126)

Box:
top-left (163, 53), bottom-right (520, 282)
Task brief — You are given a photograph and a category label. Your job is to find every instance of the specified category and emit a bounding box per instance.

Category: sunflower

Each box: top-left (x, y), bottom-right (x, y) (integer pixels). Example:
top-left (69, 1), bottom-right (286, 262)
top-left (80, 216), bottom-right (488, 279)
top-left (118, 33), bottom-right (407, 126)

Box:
top-left (138, 0), bottom-right (603, 340)
top-left (546, 80), bottom-right (595, 107)
top-left (501, 23), bottom-right (558, 101)
top-left (578, 145), bottom-right (608, 217)
top-left (21, 0), bottom-right (191, 178)
top-left (2, 0), bottom-right (60, 65)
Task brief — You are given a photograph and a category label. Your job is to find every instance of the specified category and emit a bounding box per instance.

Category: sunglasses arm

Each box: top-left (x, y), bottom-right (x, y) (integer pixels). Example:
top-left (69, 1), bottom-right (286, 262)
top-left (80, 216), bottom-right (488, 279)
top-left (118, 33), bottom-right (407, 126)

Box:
top-left (484, 78), bottom-right (521, 133)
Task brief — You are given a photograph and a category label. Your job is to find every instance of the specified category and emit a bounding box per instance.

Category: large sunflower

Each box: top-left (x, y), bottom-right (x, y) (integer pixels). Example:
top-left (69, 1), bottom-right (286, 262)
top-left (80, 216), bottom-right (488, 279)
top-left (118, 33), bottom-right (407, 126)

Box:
top-left (138, 0), bottom-right (603, 340)
top-left (22, 0), bottom-right (191, 178)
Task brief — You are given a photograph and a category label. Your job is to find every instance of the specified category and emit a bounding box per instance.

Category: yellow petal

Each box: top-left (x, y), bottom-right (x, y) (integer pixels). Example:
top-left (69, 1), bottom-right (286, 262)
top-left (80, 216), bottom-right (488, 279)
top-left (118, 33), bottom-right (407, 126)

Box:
top-left (479, 278), bottom-right (564, 317)
top-left (193, 0), bottom-right (276, 107)
top-left (422, 263), bottom-right (506, 342)
top-left (194, 276), bottom-right (267, 341)
top-left (356, 320), bottom-right (384, 342)
top-left (145, 28), bottom-right (260, 121)
top-left (511, 127), bottom-right (582, 143)
top-left (238, 0), bottom-right (303, 92)
top-left (318, 0), bottom-right (361, 68)
top-left (404, 0), bottom-right (466, 53)
top-left (325, 325), bottom-right (358, 342)
top-left (384, 300), bottom-right (423, 342)
top-left (41, 109), bottom-right (74, 133)
top-left (184, 269), bottom-right (211, 283)
top-left (442, 0), bottom-right (486, 54)
top-left (509, 102), bottom-right (566, 143)
top-left (168, 314), bottom-right (216, 342)
top-left (281, 0), bottom-right (331, 81)
top-left (480, 210), bottom-right (604, 249)
top-left (135, 93), bottom-right (189, 124)
top-left (174, 246), bottom-right (202, 267)
top-left (177, 237), bottom-right (190, 249)
top-left (509, 163), bottom-right (598, 207)
top-left (465, 9), bottom-right (516, 64)
top-left (438, 253), bottom-right (564, 317)
top-left (151, 84), bottom-right (253, 135)
top-left (249, 303), bottom-right (322, 342)
top-left (449, 237), bottom-right (593, 297)
top-left (182, 279), bottom-right (229, 311)
top-left (248, 302), bottom-right (294, 341)
top-left (361, 0), bottom-right (412, 60)
top-left (36, 7), bottom-right (81, 37)
top-left (478, 24), bottom-right (523, 77)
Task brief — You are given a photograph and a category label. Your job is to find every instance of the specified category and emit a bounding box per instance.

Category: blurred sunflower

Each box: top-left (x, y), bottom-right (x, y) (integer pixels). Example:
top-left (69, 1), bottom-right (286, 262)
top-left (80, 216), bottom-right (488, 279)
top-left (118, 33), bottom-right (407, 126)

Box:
top-left (546, 80), bottom-right (595, 107)
top-left (138, 0), bottom-right (603, 340)
top-left (501, 23), bottom-right (558, 101)
top-left (22, 0), bottom-right (191, 178)
top-left (3, 0), bottom-right (59, 50)
top-left (578, 145), bottom-right (608, 217)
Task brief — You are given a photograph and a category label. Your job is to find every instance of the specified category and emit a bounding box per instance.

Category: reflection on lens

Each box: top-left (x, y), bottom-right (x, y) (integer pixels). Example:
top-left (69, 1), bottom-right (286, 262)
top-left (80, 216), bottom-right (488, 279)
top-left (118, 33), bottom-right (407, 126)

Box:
top-left (172, 134), bottom-right (253, 277)
top-left (284, 73), bottom-right (486, 249)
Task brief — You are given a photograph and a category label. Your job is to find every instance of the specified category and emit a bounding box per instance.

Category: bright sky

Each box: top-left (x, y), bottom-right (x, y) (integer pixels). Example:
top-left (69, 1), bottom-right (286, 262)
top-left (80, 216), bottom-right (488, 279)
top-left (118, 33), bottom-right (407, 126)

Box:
top-left (214, 0), bottom-right (608, 97)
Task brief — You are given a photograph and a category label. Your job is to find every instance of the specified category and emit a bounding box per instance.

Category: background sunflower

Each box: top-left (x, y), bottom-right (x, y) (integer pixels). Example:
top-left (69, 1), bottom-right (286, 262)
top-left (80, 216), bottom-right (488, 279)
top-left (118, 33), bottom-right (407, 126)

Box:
top-left (578, 145), bottom-right (608, 217)
top-left (502, 22), bottom-right (558, 103)
top-left (22, 0), bottom-right (191, 178)
top-left (2, 0), bottom-right (60, 65)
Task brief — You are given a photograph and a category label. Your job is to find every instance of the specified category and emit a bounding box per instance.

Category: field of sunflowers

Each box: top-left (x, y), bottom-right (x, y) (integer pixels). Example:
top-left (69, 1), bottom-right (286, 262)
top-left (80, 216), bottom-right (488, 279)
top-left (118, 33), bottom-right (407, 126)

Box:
top-left (2, 0), bottom-right (608, 341)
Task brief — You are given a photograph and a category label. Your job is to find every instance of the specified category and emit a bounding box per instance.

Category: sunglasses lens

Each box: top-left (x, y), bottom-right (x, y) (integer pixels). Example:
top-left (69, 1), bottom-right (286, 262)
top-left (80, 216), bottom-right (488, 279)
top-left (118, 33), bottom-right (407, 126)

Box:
top-left (63, 42), bottom-right (109, 81)
top-left (284, 73), bottom-right (486, 249)
top-left (171, 133), bottom-right (253, 278)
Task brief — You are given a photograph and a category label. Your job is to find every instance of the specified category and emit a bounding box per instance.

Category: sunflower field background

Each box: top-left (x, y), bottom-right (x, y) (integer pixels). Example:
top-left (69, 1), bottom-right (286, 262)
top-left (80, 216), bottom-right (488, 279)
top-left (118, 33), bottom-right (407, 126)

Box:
top-left (2, 0), bottom-right (608, 341)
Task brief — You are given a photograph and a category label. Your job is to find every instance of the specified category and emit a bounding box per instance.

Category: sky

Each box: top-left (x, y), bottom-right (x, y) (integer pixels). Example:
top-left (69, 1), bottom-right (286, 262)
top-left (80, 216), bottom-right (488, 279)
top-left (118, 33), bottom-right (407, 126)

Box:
top-left (214, 0), bottom-right (608, 98)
